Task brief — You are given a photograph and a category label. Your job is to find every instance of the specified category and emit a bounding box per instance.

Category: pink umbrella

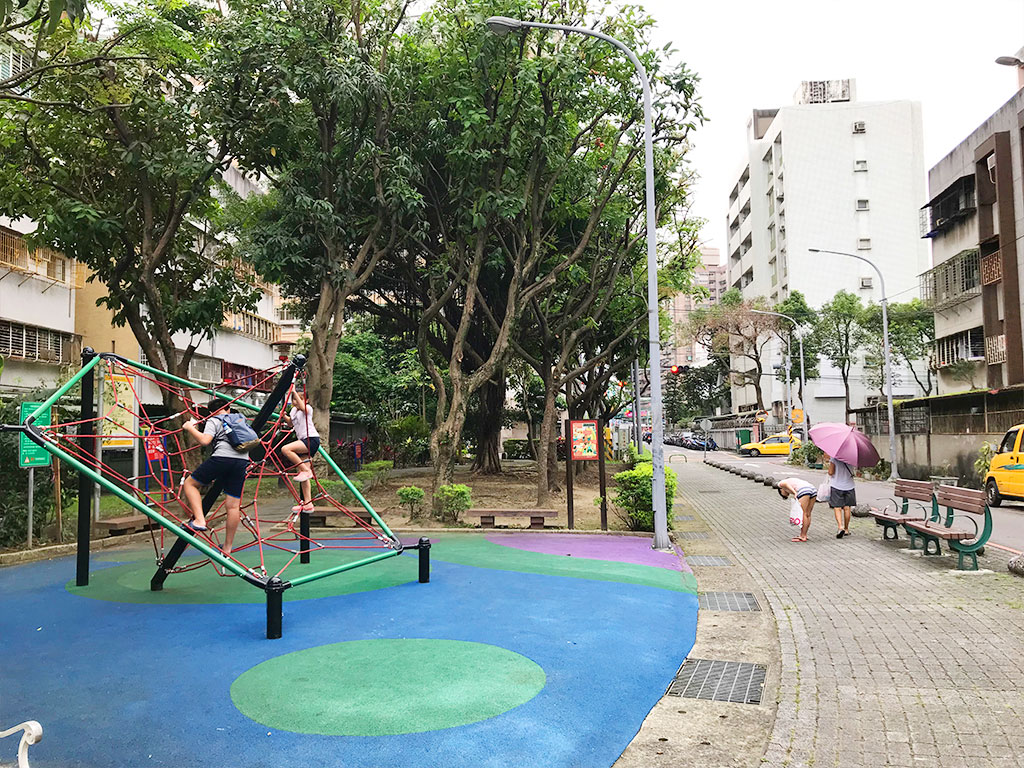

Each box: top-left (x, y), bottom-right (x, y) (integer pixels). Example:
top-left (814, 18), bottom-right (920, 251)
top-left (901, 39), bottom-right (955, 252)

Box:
top-left (808, 422), bottom-right (880, 468)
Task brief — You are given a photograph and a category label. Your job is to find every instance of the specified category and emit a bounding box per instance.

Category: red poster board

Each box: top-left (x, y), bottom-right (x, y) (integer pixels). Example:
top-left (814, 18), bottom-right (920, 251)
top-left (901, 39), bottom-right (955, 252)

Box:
top-left (569, 420), bottom-right (599, 461)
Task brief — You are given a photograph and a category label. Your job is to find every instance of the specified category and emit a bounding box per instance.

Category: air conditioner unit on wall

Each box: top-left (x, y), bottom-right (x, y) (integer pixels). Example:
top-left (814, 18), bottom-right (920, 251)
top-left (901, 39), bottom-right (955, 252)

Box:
top-left (860, 277), bottom-right (873, 289)
top-left (852, 121), bottom-right (866, 134)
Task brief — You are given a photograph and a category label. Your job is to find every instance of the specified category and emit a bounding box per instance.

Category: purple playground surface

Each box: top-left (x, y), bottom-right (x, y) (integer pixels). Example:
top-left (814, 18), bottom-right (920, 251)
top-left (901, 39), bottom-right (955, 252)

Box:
top-left (487, 533), bottom-right (693, 573)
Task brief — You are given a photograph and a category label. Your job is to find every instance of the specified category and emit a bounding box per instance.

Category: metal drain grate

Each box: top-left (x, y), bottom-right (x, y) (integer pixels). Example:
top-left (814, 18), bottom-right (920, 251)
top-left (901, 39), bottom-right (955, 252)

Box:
top-left (674, 515), bottom-right (695, 522)
top-left (699, 592), bottom-right (760, 612)
top-left (678, 531), bottom-right (710, 540)
top-left (667, 659), bottom-right (766, 704)
top-left (686, 555), bottom-right (731, 567)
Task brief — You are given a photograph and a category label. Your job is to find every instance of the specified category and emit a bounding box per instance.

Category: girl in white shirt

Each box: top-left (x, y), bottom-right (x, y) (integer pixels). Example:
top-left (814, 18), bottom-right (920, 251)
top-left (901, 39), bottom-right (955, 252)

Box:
top-left (282, 387), bottom-right (321, 513)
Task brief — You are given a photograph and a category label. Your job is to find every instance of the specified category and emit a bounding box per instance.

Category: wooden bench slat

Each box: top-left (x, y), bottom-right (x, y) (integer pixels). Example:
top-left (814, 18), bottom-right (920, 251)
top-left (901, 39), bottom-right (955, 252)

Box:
top-left (869, 510), bottom-right (927, 524)
top-left (936, 487), bottom-right (986, 515)
top-left (472, 509), bottom-right (557, 516)
top-left (904, 521), bottom-right (973, 540)
top-left (893, 479), bottom-right (934, 502)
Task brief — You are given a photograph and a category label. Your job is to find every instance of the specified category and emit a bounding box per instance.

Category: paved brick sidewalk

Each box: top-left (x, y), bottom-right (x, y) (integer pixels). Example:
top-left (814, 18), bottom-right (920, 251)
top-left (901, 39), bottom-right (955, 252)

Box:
top-left (676, 461), bottom-right (1024, 768)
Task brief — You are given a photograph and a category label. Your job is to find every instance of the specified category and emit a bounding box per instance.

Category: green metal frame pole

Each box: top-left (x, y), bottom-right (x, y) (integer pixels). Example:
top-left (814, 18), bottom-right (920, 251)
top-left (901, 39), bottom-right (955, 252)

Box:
top-left (76, 348), bottom-right (97, 587)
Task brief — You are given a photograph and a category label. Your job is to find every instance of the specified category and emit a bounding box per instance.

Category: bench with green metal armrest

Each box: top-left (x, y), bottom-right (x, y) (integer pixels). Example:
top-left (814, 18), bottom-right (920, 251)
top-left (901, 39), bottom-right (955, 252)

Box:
top-left (867, 479), bottom-right (936, 542)
top-left (903, 485), bottom-right (992, 571)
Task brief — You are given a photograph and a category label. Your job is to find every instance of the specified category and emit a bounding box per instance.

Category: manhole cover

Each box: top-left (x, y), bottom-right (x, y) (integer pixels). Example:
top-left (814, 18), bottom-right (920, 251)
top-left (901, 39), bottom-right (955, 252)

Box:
top-left (678, 531), bottom-right (710, 540)
top-left (675, 515), bottom-right (695, 521)
top-left (699, 592), bottom-right (760, 612)
top-left (686, 555), bottom-right (731, 567)
top-left (667, 659), bottom-right (766, 704)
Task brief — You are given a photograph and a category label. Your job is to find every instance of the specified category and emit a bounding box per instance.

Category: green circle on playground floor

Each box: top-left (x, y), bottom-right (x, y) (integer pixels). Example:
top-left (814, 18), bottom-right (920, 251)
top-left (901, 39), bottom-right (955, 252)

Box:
top-left (230, 639), bottom-right (546, 736)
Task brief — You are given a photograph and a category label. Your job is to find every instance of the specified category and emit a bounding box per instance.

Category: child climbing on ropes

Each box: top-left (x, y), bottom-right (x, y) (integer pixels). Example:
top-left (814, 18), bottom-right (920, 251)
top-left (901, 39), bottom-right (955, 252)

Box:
top-left (180, 399), bottom-right (257, 557)
top-left (282, 386), bottom-right (321, 514)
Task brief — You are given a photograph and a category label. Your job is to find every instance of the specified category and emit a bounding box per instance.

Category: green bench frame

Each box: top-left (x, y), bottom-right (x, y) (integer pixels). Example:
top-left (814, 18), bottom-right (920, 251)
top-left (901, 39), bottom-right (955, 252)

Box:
top-left (869, 479), bottom-right (936, 542)
top-left (903, 485), bottom-right (992, 571)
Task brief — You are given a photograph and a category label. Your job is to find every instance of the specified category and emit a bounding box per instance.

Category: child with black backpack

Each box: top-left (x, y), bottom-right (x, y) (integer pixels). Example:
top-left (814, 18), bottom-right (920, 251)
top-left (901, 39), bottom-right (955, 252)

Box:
top-left (180, 398), bottom-right (261, 557)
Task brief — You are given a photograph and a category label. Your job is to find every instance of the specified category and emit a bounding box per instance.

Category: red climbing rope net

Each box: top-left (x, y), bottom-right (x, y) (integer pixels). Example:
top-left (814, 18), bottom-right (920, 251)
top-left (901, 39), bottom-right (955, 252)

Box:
top-left (35, 356), bottom-right (398, 582)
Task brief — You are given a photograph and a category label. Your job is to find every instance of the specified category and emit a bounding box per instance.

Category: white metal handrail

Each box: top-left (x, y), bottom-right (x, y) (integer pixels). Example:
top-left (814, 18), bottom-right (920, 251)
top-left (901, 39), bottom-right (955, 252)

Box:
top-left (0, 721), bottom-right (43, 768)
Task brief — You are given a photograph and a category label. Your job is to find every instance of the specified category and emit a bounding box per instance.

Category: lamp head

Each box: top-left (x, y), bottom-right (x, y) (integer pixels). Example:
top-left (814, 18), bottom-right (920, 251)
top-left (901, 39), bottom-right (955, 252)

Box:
top-left (485, 16), bottom-right (523, 36)
top-left (995, 55), bottom-right (1023, 66)
top-left (808, 247), bottom-right (820, 253)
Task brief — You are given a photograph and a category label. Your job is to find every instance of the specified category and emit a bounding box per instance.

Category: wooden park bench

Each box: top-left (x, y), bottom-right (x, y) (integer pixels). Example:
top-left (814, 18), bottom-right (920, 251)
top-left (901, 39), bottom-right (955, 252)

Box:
top-left (306, 507), bottom-right (376, 528)
top-left (94, 514), bottom-right (157, 537)
top-left (474, 509), bottom-right (557, 530)
top-left (868, 479), bottom-right (936, 542)
top-left (903, 485), bottom-right (993, 571)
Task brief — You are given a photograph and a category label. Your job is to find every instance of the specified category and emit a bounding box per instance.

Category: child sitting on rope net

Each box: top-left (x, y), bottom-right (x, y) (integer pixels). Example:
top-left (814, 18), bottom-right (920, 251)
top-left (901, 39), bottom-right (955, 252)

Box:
top-left (281, 386), bottom-right (320, 515)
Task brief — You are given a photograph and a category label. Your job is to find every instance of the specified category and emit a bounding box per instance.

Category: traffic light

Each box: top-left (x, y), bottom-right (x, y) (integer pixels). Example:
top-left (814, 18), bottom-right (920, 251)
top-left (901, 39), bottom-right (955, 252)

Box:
top-left (668, 365), bottom-right (691, 375)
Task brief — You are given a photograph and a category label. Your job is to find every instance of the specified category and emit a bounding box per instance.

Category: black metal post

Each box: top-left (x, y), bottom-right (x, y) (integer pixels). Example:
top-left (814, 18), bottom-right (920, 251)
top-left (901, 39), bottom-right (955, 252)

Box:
top-left (151, 356), bottom-right (305, 590)
top-left (598, 418), bottom-right (608, 531)
top-left (266, 577), bottom-right (285, 639)
top-left (564, 419), bottom-right (574, 529)
top-left (76, 348), bottom-right (97, 587)
top-left (299, 511), bottom-right (310, 564)
top-left (418, 537), bottom-right (431, 583)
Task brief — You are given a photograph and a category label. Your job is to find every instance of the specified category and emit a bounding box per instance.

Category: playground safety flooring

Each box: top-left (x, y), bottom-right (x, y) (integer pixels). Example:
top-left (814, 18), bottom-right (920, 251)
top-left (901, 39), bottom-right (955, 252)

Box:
top-left (0, 532), bottom-right (698, 768)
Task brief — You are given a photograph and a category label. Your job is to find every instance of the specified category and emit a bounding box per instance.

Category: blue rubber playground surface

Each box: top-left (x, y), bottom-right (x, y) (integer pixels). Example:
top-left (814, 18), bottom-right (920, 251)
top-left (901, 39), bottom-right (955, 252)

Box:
top-left (0, 533), bottom-right (698, 768)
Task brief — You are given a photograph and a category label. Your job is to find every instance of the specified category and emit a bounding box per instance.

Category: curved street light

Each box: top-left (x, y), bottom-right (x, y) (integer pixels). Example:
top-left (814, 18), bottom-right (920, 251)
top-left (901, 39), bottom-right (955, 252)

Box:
top-left (485, 16), bottom-right (670, 549)
top-left (809, 247), bottom-right (898, 480)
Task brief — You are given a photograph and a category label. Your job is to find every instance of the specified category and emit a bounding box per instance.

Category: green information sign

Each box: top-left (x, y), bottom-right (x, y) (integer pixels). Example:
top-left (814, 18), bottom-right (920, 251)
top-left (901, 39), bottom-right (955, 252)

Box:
top-left (19, 402), bottom-right (52, 468)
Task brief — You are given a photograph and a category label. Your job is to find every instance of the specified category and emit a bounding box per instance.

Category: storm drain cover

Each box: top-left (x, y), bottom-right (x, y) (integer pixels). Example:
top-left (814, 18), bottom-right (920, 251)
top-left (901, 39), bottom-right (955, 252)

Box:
top-left (686, 555), bottom-right (731, 567)
top-left (678, 531), bottom-right (710, 540)
top-left (674, 515), bottom-right (695, 521)
top-left (699, 592), bottom-right (760, 612)
top-left (667, 659), bottom-right (766, 704)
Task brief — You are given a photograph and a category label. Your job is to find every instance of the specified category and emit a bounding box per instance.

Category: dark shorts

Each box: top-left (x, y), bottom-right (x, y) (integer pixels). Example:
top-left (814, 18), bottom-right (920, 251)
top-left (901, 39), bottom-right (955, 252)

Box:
top-left (829, 487), bottom-right (857, 508)
top-left (191, 456), bottom-right (250, 498)
top-left (303, 436), bottom-right (321, 457)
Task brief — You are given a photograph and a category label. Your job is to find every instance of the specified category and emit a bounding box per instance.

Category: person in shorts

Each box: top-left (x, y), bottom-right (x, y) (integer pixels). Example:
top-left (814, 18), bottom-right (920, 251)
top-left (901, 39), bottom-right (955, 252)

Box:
top-left (828, 455), bottom-right (857, 538)
top-left (282, 387), bottom-right (321, 514)
top-left (777, 477), bottom-right (817, 542)
top-left (180, 399), bottom-right (251, 557)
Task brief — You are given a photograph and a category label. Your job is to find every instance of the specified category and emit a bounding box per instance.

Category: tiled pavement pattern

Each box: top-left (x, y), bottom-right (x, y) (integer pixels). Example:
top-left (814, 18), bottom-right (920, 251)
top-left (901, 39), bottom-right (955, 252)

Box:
top-left (677, 462), bottom-right (1024, 768)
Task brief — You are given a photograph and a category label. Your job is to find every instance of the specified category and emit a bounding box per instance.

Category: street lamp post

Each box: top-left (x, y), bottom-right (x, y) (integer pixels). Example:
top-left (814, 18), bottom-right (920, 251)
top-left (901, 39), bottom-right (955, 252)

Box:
top-left (486, 16), bottom-right (671, 548)
top-left (809, 247), bottom-right (898, 480)
top-left (752, 308), bottom-right (807, 437)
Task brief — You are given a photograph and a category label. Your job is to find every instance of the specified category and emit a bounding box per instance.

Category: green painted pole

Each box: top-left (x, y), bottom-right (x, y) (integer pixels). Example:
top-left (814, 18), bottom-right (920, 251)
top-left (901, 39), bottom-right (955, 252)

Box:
top-left (317, 447), bottom-right (397, 541)
top-left (286, 549), bottom-right (401, 588)
top-left (26, 353), bottom-right (102, 425)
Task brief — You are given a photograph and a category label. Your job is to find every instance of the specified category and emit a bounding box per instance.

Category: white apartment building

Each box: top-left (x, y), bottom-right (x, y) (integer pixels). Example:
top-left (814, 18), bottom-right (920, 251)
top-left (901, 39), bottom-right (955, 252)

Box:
top-left (725, 79), bottom-right (930, 424)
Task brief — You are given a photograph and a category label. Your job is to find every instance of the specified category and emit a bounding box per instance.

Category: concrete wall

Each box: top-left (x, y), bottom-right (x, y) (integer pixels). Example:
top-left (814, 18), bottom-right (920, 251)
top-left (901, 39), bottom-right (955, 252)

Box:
top-left (867, 431), bottom-right (997, 489)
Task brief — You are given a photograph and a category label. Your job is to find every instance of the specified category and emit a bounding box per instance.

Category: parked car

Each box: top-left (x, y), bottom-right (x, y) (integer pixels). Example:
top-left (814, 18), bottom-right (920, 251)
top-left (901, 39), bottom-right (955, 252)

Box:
top-left (984, 423), bottom-right (1024, 506)
top-left (739, 433), bottom-right (800, 457)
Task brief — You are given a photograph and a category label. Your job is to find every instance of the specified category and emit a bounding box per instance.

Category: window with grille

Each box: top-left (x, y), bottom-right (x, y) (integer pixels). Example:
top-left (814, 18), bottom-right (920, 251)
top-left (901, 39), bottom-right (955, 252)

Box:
top-left (934, 326), bottom-right (985, 367)
top-left (0, 319), bottom-right (76, 363)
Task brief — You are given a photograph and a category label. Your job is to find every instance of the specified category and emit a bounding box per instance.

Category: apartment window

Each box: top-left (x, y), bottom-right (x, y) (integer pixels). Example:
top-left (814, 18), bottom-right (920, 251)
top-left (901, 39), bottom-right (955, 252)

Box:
top-left (857, 238), bottom-right (871, 250)
top-left (0, 320), bottom-right (77, 364)
top-left (856, 199), bottom-right (870, 211)
top-left (934, 327), bottom-right (985, 368)
top-left (854, 160), bottom-right (868, 172)
top-left (852, 121), bottom-right (867, 134)
top-left (189, 355), bottom-right (222, 385)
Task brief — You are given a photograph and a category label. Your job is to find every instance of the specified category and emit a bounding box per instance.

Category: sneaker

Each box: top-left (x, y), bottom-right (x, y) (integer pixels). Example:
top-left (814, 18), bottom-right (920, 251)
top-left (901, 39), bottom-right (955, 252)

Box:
top-left (293, 471), bottom-right (313, 483)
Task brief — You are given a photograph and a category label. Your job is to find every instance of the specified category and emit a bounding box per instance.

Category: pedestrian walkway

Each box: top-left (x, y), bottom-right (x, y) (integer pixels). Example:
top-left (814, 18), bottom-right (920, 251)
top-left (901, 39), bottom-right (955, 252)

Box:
top-left (675, 461), bottom-right (1024, 768)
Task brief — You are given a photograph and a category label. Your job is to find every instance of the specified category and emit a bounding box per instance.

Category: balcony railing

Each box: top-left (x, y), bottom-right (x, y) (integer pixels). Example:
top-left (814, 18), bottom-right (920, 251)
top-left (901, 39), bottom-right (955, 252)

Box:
top-left (223, 310), bottom-right (281, 343)
top-left (0, 227), bottom-right (85, 289)
top-left (920, 248), bottom-right (981, 311)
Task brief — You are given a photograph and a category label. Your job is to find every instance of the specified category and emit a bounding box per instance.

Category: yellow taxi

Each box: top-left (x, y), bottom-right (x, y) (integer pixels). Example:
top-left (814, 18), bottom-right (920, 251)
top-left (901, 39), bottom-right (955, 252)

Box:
top-left (739, 432), bottom-right (801, 457)
top-left (984, 423), bottom-right (1024, 507)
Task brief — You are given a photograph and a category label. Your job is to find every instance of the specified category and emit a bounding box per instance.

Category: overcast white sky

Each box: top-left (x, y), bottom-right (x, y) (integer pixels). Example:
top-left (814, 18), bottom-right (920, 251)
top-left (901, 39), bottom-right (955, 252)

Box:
top-left (640, 0), bottom-right (1024, 261)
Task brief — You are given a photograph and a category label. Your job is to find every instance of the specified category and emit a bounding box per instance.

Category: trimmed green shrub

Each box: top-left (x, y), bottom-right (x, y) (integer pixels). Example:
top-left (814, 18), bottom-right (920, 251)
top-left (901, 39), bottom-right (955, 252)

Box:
top-left (788, 441), bottom-right (823, 467)
top-left (612, 462), bottom-right (677, 532)
top-left (624, 443), bottom-right (652, 469)
top-left (365, 460), bottom-right (393, 487)
top-left (435, 483), bottom-right (472, 524)
top-left (502, 439), bottom-right (533, 460)
top-left (396, 485), bottom-right (426, 520)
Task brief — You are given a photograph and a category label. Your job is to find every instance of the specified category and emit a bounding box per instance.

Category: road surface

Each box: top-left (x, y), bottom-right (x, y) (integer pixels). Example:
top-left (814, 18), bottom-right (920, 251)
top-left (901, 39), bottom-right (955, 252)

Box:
top-left (665, 445), bottom-right (1024, 554)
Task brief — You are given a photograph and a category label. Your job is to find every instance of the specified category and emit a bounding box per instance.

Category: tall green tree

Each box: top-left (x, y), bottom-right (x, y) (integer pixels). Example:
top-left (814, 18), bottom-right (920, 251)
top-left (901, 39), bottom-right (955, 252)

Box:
top-left (0, 1), bottom-right (262, 412)
top-left (817, 290), bottom-right (867, 417)
top-left (216, 0), bottom-right (418, 440)
top-left (859, 299), bottom-right (935, 397)
top-left (773, 291), bottom-right (821, 411)
top-left (363, 0), bottom-right (702, 508)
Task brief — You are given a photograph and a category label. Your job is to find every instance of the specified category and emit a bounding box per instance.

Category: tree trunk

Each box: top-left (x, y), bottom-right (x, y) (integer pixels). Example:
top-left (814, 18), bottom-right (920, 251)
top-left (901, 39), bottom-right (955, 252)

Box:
top-left (536, 381), bottom-right (559, 506)
top-left (430, 388), bottom-right (469, 517)
top-left (841, 368), bottom-right (851, 420)
top-left (471, 372), bottom-right (504, 474)
top-left (306, 279), bottom-right (346, 443)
